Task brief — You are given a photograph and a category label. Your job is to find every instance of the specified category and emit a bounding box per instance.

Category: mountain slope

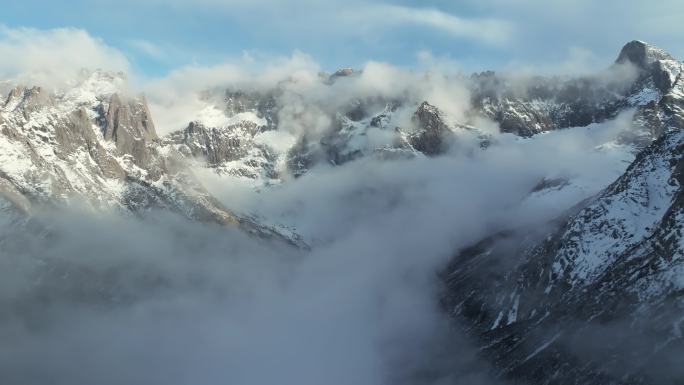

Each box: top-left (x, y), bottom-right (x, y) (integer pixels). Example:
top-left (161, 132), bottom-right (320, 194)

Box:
top-left (443, 41), bottom-right (684, 385)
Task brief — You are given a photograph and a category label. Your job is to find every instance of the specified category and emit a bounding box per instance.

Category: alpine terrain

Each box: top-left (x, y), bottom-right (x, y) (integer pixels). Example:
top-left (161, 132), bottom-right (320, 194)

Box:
top-left (1, 37), bottom-right (684, 385)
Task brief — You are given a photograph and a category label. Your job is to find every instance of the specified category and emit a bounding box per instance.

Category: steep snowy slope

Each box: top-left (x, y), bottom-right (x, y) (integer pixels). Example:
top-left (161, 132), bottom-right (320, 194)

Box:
top-left (443, 42), bottom-right (684, 385)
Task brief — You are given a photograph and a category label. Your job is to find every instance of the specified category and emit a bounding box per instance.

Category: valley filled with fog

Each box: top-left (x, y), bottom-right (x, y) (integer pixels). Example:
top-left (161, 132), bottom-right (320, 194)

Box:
top-left (2, 6), bottom-right (684, 381)
top-left (0, 109), bottom-right (635, 384)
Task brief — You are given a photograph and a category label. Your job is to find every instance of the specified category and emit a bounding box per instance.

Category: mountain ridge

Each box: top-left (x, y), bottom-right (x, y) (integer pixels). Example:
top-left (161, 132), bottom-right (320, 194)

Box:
top-left (442, 41), bottom-right (684, 384)
top-left (2, 40), bottom-right (684, 384)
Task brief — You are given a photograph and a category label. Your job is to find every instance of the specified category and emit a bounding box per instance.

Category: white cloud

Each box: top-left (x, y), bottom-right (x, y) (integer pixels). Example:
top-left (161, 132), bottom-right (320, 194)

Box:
top-left (129, 39), bottom-right (166, 60)
top-left (456, 0), bottom-right (684, 67)
top-left (0, 11), bottom-right (658, 385)
top-left (141, 49), bottom-right (475, 140)
top-left (0, 25), bottom-right (129, 89)
top-left (107, 0), bottom-right (514, 47)
top-left (501, 46), bottom-right (606, 76)
top-left (141, 51), bottom-right (321, 134)
top-left (353, 4), bottom-right (515, 46)
top-left (0, 107), bottom-right (637, 384)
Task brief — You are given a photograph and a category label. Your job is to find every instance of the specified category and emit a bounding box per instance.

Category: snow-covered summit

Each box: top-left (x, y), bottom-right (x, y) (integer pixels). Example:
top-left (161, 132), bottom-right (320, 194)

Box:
top-left (471, 40), bottom-right (683, 138)
top-left (0, 71), bottom-right (305, 246)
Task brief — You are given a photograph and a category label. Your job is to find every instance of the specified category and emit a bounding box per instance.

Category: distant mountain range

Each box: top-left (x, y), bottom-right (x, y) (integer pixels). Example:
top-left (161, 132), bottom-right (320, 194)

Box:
top-left (1, 40), bottom-right (683, 384)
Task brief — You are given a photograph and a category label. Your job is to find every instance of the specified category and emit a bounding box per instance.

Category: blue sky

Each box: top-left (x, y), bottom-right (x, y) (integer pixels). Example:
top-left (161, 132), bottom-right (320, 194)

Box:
top-left (2, 0), bottom-right (683, 77)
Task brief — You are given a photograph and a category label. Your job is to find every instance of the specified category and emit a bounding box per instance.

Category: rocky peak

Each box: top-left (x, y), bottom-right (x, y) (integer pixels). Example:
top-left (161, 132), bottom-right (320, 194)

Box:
top-left (102, 93), bottom-right (158, 168)
top-left (223, 90), bottom-right (271, 114)
top-left (413, 102), bottom-right (444, 125)
top-left (408, 102), bottom-right (450, 155)
top-left (173, 119), bottom-right (262, 165)
top-left (469, 41), bottom-right (683, 139)
top-left (615, 40), bottom-right (681, 93)
top-left (0, 73), bottom-right (305, 247)
top-left (3, 85), bottom-right (52, 112)
top-left (615, 40), bottom-right (675, 69)
top-left (326, 68), bottom-right (358, 84)
top-left (331, 68), bottom-right (355, 78)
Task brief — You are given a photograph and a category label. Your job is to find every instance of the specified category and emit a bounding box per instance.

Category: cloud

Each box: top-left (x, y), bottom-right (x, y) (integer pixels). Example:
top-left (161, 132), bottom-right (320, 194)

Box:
top-left (349, 4), bottom-right (515, 46)
top-left (455, 0), bottom-right (684, 70)
top-left (501, 46), bottom-right (604, 76)
top-left (102, 0), bottom-right (514, 48)
top-left (141, 51), bottom-right (321, 134)
top-left (129, 39), bottom-right (166, 60)
top-left (0, 201), bottom-right (502, 385)
top-left (4, 0), bottom-right (684, 80)
top-left (128, 0), bottom-right (514, 46)
top-left (141, 48), bottom-right (476, 139)
top-left (0, 106), bottom-right (636, 384)
top-left (116, 0), bottom-right (298, 7)
top-left (0, 25), bottom-right (129, 88)
top-left (0, 20), bottom-right (646, 382)
top-left (158, 51), bottom-right (474, 140)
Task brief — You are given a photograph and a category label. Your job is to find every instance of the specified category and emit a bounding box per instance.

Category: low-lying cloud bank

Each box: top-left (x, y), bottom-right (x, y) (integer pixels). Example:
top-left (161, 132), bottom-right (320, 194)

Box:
top-left (0, 207), bottom-right (499, 385)
top-left (0, 23), bottom-right (648, 385)
top-left (0, 106), bottom-right (637, 384)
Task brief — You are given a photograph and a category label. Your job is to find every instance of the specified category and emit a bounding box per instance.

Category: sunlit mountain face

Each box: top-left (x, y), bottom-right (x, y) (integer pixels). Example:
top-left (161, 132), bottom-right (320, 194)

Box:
top-left (1, 1), bottom-right (684, 384)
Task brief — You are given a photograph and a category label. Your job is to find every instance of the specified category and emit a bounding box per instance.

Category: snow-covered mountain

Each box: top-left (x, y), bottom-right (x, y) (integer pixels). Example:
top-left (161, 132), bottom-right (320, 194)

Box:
top-left (162, 69), bottom-right (492, 184)
top-left (0, 70), bottom-right (304, 246)
top-left (2, 39), bottom-right (684, 384)
top-left (443, 41), bottom-right (684, 384)
top-left (471, 40), bottom-right (682, 139)
top-left (162, 41), bottom-right (680, 189)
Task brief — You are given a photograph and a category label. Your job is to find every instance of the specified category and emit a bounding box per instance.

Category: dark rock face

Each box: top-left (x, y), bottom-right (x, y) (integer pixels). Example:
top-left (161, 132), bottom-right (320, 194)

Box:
top-left (616, 40), bottom-right (674, 70)
top-left (469, 74), bottom-right (629, 137)
top-left (407, 102), bottom-right (451, 155)
top-left (102, 93), bottom-right (158, 169)
top-left (163, 89), bottom-right (283, 180)
top-left (325, 68), bottom-right (358, 84)
top-left (616, 40), bottom-right (679, 93)
top-left (171, 121), bottom-right (264, 166)
top-left (286, 136), bottom-right (319, 178)
top-left (220, 90), bottom-right (278, 130)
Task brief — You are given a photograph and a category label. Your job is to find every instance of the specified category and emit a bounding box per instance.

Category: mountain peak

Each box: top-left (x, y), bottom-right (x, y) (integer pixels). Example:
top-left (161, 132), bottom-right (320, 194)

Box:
top-left (331, 68), bottom-right (355, 78)
top-left (615, 40), bottom-right (675, 68)
top-left (414, 101), bottom-right (443, 118)
top-left (325, 68), bottom-right (359, 84)
top-left (3, 85), bottom-right (52, 112)
top-left (408, 102), bottom-right (449, 155)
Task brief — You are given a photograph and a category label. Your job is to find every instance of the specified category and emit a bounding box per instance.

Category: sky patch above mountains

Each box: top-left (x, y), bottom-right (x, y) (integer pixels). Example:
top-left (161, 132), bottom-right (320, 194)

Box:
top-left (2, 0), bottom-right (684, 77)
